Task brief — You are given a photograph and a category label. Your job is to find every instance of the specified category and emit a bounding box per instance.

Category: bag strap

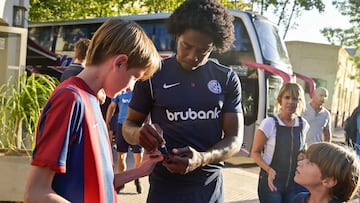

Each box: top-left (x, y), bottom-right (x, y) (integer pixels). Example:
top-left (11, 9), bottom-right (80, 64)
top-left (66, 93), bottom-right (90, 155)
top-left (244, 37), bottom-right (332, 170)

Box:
top-left (269, 114), bottom-right (279, 128)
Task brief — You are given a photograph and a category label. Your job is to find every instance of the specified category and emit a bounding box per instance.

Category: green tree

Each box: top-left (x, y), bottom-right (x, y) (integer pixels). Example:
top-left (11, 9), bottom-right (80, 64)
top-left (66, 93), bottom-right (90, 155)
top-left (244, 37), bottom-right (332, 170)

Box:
top-left (29, 0), bottom-right (250, 22)
top-left (29, 0), bottom-right (136, 22)
top-left (320, 0), bottom-right (360, 82)
top-left (140, 0), bottom-right (183, 13)
top-left (140, 0), bottom-right (249, 13)
top-left (251, 0), bottom-right (325, 39)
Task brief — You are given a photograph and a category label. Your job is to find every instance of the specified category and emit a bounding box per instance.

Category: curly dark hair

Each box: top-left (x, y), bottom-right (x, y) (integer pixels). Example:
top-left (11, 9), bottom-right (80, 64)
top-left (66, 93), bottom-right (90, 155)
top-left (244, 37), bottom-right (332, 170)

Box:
top-left (167, 0), bottom-right (234, 53)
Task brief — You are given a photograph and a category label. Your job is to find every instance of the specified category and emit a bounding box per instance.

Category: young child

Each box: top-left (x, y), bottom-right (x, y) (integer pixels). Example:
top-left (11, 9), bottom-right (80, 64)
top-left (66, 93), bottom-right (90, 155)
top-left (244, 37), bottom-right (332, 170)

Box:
top-left (60, 38), bottom-right (90, 82)
top-left (24, 19), bottom-right (163, 203)
top-left (293, 142), bottom-right (360, 203)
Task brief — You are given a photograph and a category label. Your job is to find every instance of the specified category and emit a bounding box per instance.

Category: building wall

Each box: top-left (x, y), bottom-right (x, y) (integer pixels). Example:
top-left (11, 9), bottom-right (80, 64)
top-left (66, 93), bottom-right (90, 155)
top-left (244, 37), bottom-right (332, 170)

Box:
top-left (332, 48), bottom-right (360, 127)
top-left (0, 0), bottom-right (29, 86)
top-left (286, 41), bottom-right (360, 129)
top-left (0, 0), bottom-right (29, 27)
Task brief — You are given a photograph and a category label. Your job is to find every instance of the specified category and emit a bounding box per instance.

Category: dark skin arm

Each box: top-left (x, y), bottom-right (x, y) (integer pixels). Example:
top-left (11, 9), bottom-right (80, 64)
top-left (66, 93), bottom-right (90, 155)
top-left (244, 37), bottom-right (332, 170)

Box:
top-left (122, 108), bottom-right (164, 151)
top-left (163, 112), bottom-right (243, 174)
top-left (123, 108), bottom-right (244, 174)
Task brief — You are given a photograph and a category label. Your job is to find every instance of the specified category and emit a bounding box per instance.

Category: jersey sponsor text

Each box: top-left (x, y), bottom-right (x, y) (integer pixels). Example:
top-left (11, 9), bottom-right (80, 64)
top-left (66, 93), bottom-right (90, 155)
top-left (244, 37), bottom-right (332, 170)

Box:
top-left (166, 107), bottom-right (220, 121)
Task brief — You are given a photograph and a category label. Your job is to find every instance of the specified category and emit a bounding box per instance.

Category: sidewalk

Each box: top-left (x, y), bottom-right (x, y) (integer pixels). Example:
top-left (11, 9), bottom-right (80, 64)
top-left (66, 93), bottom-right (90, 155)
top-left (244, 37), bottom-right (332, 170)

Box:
top-left (117, 128), bottom-right (359, 203)
top-left (117, 158), bottom-right (260, 203)
top-left (332, 127), bottom-right (346, 145)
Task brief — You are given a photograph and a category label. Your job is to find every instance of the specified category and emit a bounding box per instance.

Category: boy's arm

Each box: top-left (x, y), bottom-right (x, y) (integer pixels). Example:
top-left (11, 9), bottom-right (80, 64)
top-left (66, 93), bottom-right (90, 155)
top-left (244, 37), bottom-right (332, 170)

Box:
top-left (105, 101), bottom-right (117, 130)
top-left (114, 153), bottom-right (163, 187)
top-left (24, 166), bottom-right (70, 203)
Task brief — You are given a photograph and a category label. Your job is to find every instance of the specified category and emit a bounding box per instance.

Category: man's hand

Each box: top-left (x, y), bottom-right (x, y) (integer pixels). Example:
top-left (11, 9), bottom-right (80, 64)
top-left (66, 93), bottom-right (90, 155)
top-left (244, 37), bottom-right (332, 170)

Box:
top-left (162, 146), bottom-right (203, 174)
top-left (137, 123), bottom-right (165, 152)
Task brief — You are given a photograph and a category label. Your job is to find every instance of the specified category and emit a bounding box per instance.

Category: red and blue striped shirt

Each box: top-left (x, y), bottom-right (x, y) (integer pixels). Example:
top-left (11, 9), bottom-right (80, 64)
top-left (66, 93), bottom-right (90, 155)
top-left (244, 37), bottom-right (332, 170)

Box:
top-left (32, 77), bottom-right (116, 203)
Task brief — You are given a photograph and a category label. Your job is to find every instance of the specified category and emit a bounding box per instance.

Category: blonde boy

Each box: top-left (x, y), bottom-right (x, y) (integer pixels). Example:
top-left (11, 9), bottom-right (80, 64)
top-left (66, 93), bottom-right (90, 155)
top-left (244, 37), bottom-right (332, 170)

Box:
top-left (24, 19), bottom-right (163, 203)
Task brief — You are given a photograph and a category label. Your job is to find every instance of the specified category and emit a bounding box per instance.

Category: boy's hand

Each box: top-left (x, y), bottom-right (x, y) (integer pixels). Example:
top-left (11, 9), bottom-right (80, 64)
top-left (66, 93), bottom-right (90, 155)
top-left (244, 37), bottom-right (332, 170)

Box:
top-left (140, 151), bottom-right (164, 176)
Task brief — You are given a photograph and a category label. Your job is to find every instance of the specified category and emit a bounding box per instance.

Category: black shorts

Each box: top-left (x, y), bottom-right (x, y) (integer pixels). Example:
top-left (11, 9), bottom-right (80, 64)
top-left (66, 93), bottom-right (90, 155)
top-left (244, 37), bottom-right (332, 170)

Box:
top-left (109, 114), bottom-right (118, 132)
top-left (115, 123), bottom-right (143, 153)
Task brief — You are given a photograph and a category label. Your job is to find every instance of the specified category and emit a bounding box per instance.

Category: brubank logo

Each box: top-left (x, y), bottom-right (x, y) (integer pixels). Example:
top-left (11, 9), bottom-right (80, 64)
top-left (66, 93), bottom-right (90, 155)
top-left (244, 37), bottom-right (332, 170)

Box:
top-left (166, 107), bottom-right (220, 121)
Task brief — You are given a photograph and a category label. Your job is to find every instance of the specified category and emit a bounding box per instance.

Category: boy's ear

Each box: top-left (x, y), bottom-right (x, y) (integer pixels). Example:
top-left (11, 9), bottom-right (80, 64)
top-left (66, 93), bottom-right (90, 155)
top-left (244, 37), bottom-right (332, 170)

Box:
top-left (113, 54), bottom-right (128, 69)
top-left (322, 177), bottom-right (337, 188)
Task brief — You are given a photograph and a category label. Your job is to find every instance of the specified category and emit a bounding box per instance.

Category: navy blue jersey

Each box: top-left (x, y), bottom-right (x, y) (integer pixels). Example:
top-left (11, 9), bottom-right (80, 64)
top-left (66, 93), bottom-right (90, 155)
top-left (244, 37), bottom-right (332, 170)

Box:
top-left (292, 192), bottom-right (345, 203)
top-left (130, 57), bottom-right (242, 188)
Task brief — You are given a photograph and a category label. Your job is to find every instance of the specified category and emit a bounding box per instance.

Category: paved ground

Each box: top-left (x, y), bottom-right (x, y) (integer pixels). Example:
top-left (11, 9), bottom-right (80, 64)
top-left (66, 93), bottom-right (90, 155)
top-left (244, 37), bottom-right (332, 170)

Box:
top-left (117, 128), bottom-right (359, 203)
top-left (117, 159), bottom-right (260, 203)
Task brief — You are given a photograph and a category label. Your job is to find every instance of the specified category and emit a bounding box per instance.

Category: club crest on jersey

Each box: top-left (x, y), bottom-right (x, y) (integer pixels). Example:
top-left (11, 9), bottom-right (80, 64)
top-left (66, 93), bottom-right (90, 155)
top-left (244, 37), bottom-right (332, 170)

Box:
top-left (207, 80), bottom-right (222, 94)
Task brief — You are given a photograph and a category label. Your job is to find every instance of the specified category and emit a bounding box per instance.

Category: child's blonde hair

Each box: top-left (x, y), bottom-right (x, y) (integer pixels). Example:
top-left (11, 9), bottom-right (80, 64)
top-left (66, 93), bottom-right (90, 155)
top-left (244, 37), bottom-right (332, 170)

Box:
top-left (274, 83), bottom-right (305, 115)
top-left (86, 19), bottom-right (161, 80)
top-left (306, 142), bottom-right (360, 201)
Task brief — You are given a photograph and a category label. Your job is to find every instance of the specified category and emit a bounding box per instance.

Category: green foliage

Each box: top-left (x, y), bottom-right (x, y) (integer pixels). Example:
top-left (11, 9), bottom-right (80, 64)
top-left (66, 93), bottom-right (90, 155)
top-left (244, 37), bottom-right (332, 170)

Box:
top-left (29, 0), bottom-right (250, 22)
top-left (219, 0), bottom-right (250, 10)
top-left (0, 73), bottom-right (59, 152)
top-left (29, 0), bottom-right (132, 22)
top-left (28, 0), bottom-right (323, 39)
top-left (350, 51), bottom-right (360, 83)
top-left (255, 0), bottom-right (325, 13)
top-left (141, 0), bottom-right (249, 13)
top-left (320, 0), bottom-right (360, 81)
top-left (141, 0), bottom-right (184, 13)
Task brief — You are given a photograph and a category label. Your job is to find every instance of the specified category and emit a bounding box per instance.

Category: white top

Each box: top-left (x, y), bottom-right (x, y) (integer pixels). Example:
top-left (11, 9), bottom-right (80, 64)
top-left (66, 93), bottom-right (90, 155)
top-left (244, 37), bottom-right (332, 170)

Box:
top-left (258, 115), bottom-right (309, 164)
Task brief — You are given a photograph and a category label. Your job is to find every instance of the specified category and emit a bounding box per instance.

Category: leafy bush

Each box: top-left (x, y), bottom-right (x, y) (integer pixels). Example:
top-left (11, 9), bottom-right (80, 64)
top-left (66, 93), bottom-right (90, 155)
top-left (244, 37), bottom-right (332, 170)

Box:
top-left (0, 72), bottom-right (59, 152)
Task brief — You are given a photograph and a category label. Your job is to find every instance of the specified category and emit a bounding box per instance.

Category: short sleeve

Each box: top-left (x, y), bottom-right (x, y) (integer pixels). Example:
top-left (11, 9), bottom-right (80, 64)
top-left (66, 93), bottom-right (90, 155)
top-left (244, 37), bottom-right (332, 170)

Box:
top-left (222, 70), bottom-right (243, 113)
top-left (129, 79), bottom-right (153, 114)
top-left (31, 88), bottom-right (84, 173)
top-left (259, 117), bottom-right (276, 138)
top-left (112, 94), bottom-right (120, 103)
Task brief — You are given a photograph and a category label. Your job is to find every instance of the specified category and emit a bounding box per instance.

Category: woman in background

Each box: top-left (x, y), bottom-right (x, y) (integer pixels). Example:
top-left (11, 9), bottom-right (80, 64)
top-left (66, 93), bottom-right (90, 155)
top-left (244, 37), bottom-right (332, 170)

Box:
top-left (251, 83), bottom-right (309, 203)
